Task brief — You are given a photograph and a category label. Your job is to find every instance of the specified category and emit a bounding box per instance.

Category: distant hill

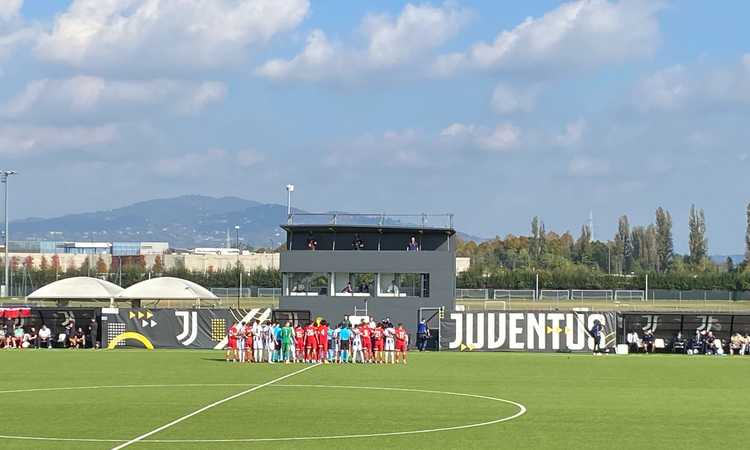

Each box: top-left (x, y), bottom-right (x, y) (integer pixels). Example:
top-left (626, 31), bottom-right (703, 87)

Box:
top-left (10, 195), bottom-right (481, 249)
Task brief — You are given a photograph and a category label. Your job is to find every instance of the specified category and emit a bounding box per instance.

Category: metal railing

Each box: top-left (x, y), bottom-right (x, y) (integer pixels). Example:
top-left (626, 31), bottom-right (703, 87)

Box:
top-left (288, 212), bottom-right (454, 229)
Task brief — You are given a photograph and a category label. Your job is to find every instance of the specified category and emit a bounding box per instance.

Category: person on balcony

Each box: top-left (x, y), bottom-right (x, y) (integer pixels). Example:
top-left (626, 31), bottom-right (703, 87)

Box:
top-left (406, 236), bottom-right (419, 251)
top-left (352, 234), bottom-right (365, 250)
top-left (341, 282), bottom-right (353, 294)
top-left (306, 232), bottom-right (318, 250)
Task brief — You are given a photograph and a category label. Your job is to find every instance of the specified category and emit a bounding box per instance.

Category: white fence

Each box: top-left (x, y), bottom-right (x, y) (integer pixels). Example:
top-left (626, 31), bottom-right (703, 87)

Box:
top-left (614, 290), bottom-right (645, 301)
top-left (455, 288), bottom-right (489, 299)
top-left (493, 289), bottom-right (536, 300)
top-left (570, 289), bottom-right (614, 300)
top-left (539, 289), bottom-right (570, 300)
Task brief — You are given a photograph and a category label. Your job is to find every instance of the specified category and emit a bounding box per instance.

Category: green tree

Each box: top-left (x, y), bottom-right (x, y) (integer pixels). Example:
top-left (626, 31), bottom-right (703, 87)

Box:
top-left (573, 224), bottom-right (593, 267)
top-left (726, 257), bottom-right (735, 273)
top-left (655, 207), bottom-right (674, 272)
top-left (613, 215), bottom-right (632, 273)
top-left (688, 204), bottom-right (707, 266)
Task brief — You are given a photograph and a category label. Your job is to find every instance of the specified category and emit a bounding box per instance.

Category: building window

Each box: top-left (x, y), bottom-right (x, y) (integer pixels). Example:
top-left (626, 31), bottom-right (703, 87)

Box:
top-left (286, 272), bottom-right (329, 296)
top-left (378, 273), bottom-right (429, 298)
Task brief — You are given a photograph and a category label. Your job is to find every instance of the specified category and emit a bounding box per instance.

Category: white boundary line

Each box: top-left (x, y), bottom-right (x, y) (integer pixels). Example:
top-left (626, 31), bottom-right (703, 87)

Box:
top-left (0, 382), bottom-right (526, 444)
top-left (110, 364), bottom-right (320, 450)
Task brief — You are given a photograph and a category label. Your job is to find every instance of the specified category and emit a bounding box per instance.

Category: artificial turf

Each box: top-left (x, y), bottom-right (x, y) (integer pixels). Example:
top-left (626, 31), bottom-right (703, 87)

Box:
top-left (0, 349), bottom-right (747, 449)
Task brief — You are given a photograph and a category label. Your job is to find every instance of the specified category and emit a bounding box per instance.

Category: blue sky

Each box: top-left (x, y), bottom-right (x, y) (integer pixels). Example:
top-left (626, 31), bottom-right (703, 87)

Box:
top-left (1, 0), bottom-right (749, 254)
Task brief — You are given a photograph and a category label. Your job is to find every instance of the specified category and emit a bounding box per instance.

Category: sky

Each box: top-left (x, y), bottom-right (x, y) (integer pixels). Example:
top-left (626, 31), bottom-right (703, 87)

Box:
top-left (1, 0), bottom-right (749, 254)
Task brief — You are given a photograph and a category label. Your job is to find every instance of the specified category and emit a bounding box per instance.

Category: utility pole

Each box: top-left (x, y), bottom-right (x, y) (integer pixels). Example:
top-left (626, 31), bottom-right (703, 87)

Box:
top-left (2, 170), bottom-right (17, 297)
top-left (235, 225), bottom-right (241, 308)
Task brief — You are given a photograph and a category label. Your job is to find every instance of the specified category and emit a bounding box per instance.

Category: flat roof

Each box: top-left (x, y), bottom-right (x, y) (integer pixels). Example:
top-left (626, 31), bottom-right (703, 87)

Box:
top-left (281, 224), bottom-right (456, 235)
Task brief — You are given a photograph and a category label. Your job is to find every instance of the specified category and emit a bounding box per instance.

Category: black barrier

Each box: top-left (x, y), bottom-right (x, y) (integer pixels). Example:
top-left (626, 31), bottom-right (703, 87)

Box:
top-left (101, 307), bottom-right (273, 349)
top-left (440, 311), bottom-right (618, 352)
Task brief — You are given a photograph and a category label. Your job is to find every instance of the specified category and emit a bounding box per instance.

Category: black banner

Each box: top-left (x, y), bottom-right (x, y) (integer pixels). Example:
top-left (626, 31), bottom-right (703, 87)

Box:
top-left (440, 311), bottom-right (617, 352)
top-left (101, 307), bottom-right (272, 349)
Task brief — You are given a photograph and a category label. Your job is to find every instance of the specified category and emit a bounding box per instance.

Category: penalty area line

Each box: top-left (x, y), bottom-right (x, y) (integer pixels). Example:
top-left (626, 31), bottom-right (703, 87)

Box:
top-left (110, 363), bottom-right (320, 450)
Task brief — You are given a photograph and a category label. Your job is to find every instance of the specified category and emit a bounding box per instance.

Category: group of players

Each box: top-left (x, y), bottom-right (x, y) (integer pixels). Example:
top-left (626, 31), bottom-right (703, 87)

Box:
top-left (224, 318), bottom-right (409, 365)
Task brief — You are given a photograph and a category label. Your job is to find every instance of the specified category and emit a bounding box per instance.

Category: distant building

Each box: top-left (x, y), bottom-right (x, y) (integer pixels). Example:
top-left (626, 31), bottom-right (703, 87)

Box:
top-left (38, 241), bottom-right (169, 256)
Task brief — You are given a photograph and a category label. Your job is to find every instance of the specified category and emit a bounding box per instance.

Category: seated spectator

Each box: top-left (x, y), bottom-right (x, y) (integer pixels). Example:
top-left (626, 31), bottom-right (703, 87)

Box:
top-left (352, 234), bottom-right (365, 250)
top-left (641, 330), bottom-right (655, 353)
top-left (626, 330), bottom-right (640, 353)
top-left (306, 233), bottom-right (318, 251)
top-left (13, 324), bottom-right (24, 349)
top-left (745, 333), bottom-right (750, 355)
top-left (37, 325), bottom-right (52, 349)
top-left (23, 328), bottom-right (37, 350)
top-left (671, 332), bottom-right (686, 354)
top-left (730, 333), bottom-right (744, 356)
top-left (341, 281), bottom-right (353, 294)
top-left (705, 331), bottom-right (716, 355)
top-left (386, 280), bottom-right (400, 295)
top-left (406, 236), bottom-right (420, 251)
top-left (357, 282), bottom-right (369, 293)
top-left (70, 328), bottom-right (86, 349)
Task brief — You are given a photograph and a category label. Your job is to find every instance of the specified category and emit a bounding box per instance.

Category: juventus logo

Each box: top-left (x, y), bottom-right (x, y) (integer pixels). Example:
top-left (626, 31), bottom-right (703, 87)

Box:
top-left (640, 314), bottom-right (660, 332)
top-left (175, 311), bottom-right (198, 346)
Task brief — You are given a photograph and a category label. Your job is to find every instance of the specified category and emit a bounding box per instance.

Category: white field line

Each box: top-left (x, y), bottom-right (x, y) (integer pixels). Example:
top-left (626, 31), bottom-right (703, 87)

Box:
top-left (109, 364), bottom-right (320, 450)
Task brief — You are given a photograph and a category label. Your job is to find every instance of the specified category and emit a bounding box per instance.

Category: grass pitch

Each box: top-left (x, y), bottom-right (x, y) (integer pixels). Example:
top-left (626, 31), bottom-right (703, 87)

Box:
top-left (1, 350), bottom-right (748, 449)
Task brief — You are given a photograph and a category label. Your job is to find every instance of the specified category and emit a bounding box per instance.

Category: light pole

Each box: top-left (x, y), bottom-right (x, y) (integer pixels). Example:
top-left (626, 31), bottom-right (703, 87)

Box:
top-left (286, 184), bottom-right (294, 224)
top-left (235, 225), bottom-right (241, 307)
top-left (2, 170), bottom-right (17, 297)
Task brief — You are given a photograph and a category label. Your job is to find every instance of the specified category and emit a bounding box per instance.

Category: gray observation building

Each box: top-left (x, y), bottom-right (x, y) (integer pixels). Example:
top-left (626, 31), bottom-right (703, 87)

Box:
top-left (279, 213), bottom-right (456, 336)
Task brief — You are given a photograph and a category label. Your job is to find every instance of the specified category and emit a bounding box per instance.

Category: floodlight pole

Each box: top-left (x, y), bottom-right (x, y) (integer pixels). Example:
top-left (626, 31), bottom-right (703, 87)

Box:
top-left (235, 225), bottom-right (241, 308)
top-left (286, 184), bottom-right (294, 224)
top-left (2, 171), bottom-right (17, 297)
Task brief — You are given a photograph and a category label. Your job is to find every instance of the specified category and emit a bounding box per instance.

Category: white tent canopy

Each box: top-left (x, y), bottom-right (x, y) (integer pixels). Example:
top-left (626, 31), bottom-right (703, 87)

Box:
top-left (117, 277), bottom-right (217, 300)
top-left (27, 277), bottom-right (124, 299)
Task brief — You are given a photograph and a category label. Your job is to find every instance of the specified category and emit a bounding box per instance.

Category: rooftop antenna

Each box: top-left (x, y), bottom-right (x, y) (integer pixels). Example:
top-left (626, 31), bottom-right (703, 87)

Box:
top-left (588, 210), bottom-right (594, 241)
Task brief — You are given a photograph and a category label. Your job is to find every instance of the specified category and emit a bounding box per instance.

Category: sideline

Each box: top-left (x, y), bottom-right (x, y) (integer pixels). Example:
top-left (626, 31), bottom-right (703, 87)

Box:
top-left (110, 364), bottom-right (320, 450)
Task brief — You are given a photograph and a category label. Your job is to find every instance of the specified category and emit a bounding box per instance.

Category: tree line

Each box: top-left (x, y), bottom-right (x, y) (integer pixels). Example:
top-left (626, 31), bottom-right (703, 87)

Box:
top-left (457, 203), bottom-right (750, 291)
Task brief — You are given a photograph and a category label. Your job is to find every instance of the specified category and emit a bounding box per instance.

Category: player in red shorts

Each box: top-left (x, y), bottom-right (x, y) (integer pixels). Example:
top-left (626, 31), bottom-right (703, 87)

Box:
top-left (243, 322), bottom-right (254, 363)
top-left (394, 323), bottom-right (409, 365)
top-left (304, 322), bottom-right (318, 363)
top-left (294, 324), bottom-right (305, 363)
top-left (316, 320), bottom-right (329, 364)
top-left (372, 323), bottom-right (385, 364)
top-left (359, 321), bottom-right (373, 363)
top-left (226, 322), bottom-right (238, 362)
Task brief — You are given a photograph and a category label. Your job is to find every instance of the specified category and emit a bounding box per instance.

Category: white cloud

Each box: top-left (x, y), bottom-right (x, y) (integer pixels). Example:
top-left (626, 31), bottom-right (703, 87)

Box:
top-left (433, 0), bottom-right (663, 76)
top-left (257, 2), bottom-right (470, 82)
top-left (236, 148), bottom-right (265, 167)
top-left (567, 156), bottom-right (610, 176)
top-left (1, 76), bottom-right (226, 117)
top-left (0, 124), bottom-right (118, 156)
top-left (0, 0), bottom-right (37, 63)
top-left (35, 0), bottom-right (309, 70)
top-left (440, 122), bottom-right (520, 152)
top-left (155, 148), bottom-right (265, 176)
top-left (154, 148), bottom-right (228, 176)
top-left (554, 118), bottom-right (587, 147)
top-left (490, 82), bottom-right (539, 114)
top-left (634, 55), bottom-right (750, 111)
top-left (0, 0), bottom-right (22, 22)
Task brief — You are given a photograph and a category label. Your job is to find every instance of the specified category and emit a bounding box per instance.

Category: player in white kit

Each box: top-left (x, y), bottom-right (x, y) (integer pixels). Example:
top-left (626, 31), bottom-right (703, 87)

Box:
top-left (262, 321), bottom-right (276, 364)
top-left (236, 321), bottom-right (246, 363)
top-left (384, 324), bottom-right (396, 364)
top-left (252, 320), bottom-right (264, 363)
top-left (351, 327), bottom-right (364, 363)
